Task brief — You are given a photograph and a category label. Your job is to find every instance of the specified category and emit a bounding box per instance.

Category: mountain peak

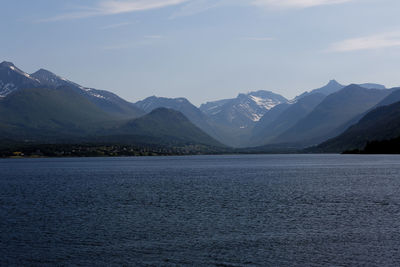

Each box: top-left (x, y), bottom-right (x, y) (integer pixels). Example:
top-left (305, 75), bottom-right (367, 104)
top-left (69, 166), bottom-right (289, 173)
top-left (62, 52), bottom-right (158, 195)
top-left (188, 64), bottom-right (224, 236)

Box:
top-left (0, 61), bottom-right (15, 68)
top-left (32, 68), bottom-right (55, 75)
top-left (327, 79), bottom-right (340, 85)
top-left (0, 61), bottom-right (24, 73)
top-left (358, 83), bottom-right (386, 90)
top-left (31, 68), bottom-right (63, 79)
top-left (30, 68), bottom-right (75, 88)
top-left (0, 61), bottom-right (37, 80)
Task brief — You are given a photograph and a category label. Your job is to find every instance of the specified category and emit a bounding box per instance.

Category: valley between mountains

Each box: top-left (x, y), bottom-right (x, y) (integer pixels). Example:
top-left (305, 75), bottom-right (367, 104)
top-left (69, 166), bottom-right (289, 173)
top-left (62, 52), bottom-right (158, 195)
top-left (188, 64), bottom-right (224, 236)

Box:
top-left (1, 61), bottom-right (399, 156)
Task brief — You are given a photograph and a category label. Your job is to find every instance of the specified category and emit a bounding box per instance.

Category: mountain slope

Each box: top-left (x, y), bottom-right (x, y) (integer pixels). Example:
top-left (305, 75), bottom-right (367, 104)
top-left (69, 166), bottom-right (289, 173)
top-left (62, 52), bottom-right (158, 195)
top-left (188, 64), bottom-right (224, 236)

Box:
top-left (0, 88), bottom-right (223, 149)
top-left (31, 68), bottom-right (144, 119)
top-left (199, 90), bottom-right (288, 147)
top-left (0, 87), bottom-right (116, 141)
top-left (113, 108), bottom-right (223, 147)
top-left (273, 85), bottom-right (391, 146)
top-left (295, 80), bottom-right (344, 100)
top-left (134, 96), bottom-right (223, 143)
top-left (374, 88), bottom-right (400, 107)
top-left (295, 80), bottom-right (385, 100)
top-left (251, 93), bottom-right (326, 146)
top-left (0, 62), bottom-right (144, 119)
top-left (0, 61), bottom-right (41, 97)
top-left (358, 83), bottom-right (386, 90)
top-left (252, 102), bottom-right (291, 131)
top-left (200, 90), bottom-right (288, 128)
top-left (315, 101), bottom-right (400, 152)
top-left (135, 96), bottom-right (210, 128)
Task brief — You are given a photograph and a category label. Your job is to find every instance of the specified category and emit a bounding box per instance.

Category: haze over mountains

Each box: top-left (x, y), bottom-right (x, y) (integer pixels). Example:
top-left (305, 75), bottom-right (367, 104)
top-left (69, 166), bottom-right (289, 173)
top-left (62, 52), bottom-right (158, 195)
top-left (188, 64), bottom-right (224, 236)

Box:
top-left (0, 60), bottom-right (398, 154)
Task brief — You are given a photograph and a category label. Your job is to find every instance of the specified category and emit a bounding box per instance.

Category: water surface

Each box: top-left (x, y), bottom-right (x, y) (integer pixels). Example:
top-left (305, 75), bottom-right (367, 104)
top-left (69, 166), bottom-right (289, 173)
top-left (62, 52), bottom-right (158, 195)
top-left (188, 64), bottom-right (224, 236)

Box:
top-left (1, 154), bottom-right (400, 266)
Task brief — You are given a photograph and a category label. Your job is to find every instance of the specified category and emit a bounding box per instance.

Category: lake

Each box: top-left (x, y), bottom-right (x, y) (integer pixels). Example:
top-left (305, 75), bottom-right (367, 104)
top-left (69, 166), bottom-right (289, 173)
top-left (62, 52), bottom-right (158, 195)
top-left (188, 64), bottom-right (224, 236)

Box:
top-left (1, 154), bottom-right (400, 266)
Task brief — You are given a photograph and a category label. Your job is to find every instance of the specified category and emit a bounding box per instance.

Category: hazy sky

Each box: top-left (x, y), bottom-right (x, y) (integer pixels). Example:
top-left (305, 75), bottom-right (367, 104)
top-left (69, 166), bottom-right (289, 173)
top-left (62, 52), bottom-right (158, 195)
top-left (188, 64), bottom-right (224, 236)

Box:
top-left (2, 0), bottom-right (400, 105)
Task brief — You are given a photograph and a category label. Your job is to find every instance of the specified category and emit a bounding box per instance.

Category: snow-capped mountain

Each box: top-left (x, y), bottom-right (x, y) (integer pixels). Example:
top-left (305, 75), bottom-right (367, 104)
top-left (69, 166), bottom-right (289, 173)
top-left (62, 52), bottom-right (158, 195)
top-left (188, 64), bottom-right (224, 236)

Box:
top-left (30, 68), bottom-right (116, 101)
top-left (0, 61), bottom-right (41, 97)
top-left (200, 90), bottom-right (288, 129)
top-left (0, 61), bottom-right (123, 102)
top-left (0, 61), bottom-right (144, 119)
top-left (31, 68), bottom-right (80, 89)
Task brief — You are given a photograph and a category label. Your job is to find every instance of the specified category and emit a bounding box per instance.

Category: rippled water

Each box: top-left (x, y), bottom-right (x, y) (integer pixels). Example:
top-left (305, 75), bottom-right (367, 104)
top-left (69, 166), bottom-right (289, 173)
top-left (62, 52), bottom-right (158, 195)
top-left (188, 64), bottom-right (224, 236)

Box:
top-left (1, 154), bottom-right (400, 266)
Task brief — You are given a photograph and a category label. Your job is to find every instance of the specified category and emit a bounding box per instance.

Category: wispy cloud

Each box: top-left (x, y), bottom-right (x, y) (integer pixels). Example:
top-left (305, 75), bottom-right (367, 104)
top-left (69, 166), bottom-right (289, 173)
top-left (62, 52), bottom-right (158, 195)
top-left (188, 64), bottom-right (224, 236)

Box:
top-left (169, 0), bottom-right (354, 18)
top-left (327, 31), bottom-right (400, 52)
top-left (102, 35), bottom-right (164, 50)
top-left (102, 43), bottom-right (135, 50)
top-left (41, 0), bottom-right (188, 22)
top-left (170, 0), bottom-right (229, 18)
top-left (40, 0), bottom-right (356, 22)
top-left (251, 0), bottom-right (354, 9)
top-left (100, 22), bottom-right (133, 30)
top-left (243, 37), bottom-right (276, 41)
top-left (145, 35), bottom-right (164, 39)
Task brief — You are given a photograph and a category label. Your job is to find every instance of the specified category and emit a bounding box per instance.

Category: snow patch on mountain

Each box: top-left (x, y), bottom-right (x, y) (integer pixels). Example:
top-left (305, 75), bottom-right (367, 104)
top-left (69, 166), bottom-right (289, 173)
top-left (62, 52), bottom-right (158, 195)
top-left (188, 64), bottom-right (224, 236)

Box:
top-left (0, 82), bottom-right (17, 97)
top-left (84, 88), bottom-right (107, 99)
top-left (200, 90), bottom-right (289, 127)
top-left (249, 95), bottom-right (282, 111)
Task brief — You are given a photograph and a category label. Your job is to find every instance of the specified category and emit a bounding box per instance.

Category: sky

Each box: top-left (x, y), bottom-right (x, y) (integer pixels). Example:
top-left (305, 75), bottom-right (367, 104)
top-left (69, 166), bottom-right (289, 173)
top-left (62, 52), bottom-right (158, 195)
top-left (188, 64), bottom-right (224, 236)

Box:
top-left (1, 0), bottom-right (400, 105)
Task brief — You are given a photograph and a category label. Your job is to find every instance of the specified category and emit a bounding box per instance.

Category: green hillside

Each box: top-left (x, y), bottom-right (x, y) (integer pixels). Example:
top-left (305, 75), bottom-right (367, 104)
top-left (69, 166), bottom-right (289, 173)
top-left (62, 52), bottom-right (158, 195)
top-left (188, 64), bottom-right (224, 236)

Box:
top-left (0, 87), bottom-right (117, 140)
top-left (113, 108), bottom-right (224, 147)
top-left (315, 101), bottom-right (400, 152)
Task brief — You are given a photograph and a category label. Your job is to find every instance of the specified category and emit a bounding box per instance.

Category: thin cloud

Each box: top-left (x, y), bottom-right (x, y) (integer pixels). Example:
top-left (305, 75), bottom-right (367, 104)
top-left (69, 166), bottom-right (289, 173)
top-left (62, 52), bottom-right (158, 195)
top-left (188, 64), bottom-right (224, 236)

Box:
top-left (170, 0), bottom-right (227, 18)
top-left (327, 32), bottom-right (400, 52)
top-left (100, 22), bottom-right (133, 30)
top-left (251, 0), bottom-right (354, 8)
top-left (39, 0), bottom-right (356, 22)
top-left (102, 43), bottom-right (135, 50)
top-left (102, 35), bottom-right (164, 50)
top-left (144, 35), bottom-right (163, 39)
top-left (41, 0), bottom-right (188, 22)
top-left (243, 37), bottom-right (276, 41)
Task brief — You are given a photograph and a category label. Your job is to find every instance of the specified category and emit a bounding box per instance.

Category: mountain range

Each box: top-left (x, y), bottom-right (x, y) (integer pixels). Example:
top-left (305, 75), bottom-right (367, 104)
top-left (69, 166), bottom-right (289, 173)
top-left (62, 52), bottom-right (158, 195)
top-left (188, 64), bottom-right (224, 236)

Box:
top-left (314, 88), bottom-right (400, 152)
top-left (0, 60), bottom-right (398, 155)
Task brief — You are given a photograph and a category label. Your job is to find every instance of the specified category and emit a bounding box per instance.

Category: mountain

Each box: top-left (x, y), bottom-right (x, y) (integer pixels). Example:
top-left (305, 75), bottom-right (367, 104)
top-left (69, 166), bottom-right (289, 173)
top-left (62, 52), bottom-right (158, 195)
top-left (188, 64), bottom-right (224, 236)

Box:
top-left (295, 80), bottom-right (344, 100)
top-left (30, 68), bottom-right (81, 88)
top-left (358, 83), bottom-right (386, 90)
top-left (374, 88), bottom-right (400, 107)
top-left (0, 87), bottom-right (116, 141)
top-left (332, 87), bottom-right (400, 131)
top-left (198, 99), bottom-right (231, 115)
top-left (200, 90), bottom-right (288, 129)
top-left (134, 96), bottom-right (223, 143)
top-left (272, 84), bottom-right (391, 147)
top-left (30, 68), bottom-right (144, 119)
top-left (0, 61), bottom-right (221, 150)
top-left (198, 90), bottom-right (288, 147)
top-left (0, 61), bottom-right (41, 97)
top-left (135, 93), bottom-right (289, 147)
top-left (349, 136), bottom-right (400, 154)
top-left (251, 93), bottom-right (326, 146)
top-left (252, 102), bottom-right (291, 133)
top-left (295, 80), bottom-right (386, 100)
top-left (0, 87), bottom-right (222, 150)
top-left (112, 108), bottom-right (223, 147)
top-left (0, 62), bottom-right (144, 119)
top-left (315, 98), bottom-right (400, 153)
top-left (135, 96), bottom-right (208, 127)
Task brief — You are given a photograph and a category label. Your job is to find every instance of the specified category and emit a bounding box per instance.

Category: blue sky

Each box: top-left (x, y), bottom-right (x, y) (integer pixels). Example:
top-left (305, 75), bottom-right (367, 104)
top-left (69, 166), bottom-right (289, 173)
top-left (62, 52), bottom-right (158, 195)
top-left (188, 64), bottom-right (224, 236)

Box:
top-left (2, 0), bottom-right (400, 105)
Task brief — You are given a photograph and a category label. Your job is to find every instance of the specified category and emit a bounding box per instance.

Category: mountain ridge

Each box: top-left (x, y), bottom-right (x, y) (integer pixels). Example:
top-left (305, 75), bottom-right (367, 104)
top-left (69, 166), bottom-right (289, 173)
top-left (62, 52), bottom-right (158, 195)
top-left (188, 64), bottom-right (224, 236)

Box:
top-left (1, 60), bottom-right (397, 153)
